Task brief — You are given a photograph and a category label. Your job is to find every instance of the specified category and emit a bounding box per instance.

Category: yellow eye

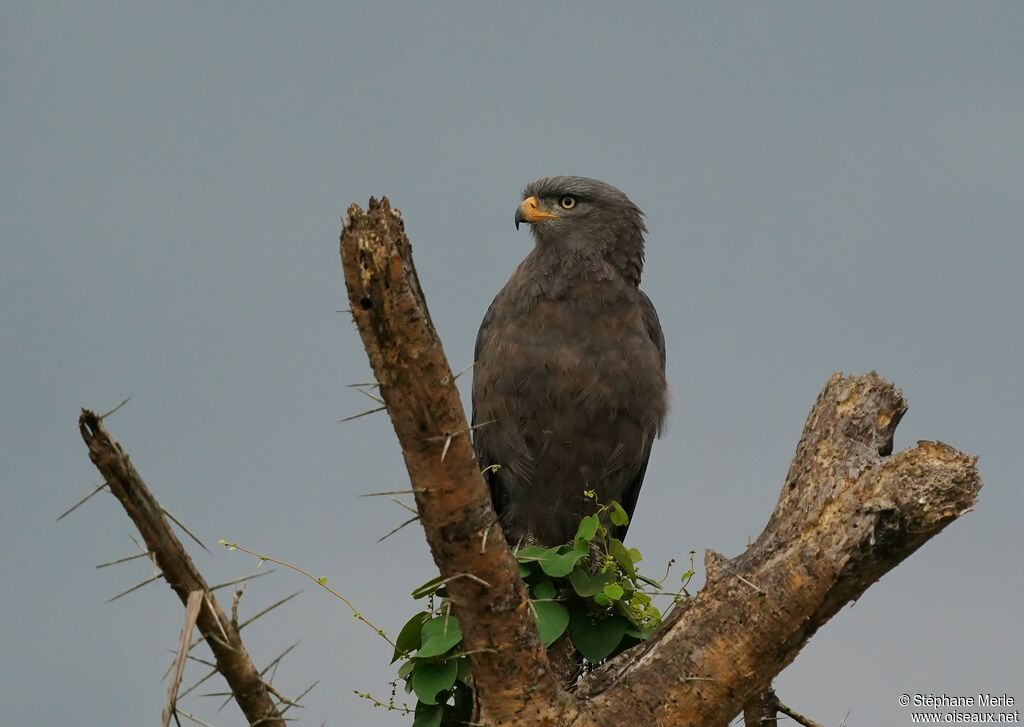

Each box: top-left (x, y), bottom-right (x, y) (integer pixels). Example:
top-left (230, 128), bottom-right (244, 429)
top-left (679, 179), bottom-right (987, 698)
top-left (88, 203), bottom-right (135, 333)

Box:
top-left (559, 196), bottom-right (576, 210)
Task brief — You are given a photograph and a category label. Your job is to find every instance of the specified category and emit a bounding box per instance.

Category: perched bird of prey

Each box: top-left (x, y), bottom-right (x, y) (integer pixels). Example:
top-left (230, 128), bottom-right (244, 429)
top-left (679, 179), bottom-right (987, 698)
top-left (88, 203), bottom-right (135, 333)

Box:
top-left (472, 176), bottom-right (667, 547)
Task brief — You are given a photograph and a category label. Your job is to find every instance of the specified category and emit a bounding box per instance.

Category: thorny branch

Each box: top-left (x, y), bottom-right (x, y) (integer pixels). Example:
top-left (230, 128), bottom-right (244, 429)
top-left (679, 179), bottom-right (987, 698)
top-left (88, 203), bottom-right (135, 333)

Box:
top-left (77, 410), bottom-right (286, 726)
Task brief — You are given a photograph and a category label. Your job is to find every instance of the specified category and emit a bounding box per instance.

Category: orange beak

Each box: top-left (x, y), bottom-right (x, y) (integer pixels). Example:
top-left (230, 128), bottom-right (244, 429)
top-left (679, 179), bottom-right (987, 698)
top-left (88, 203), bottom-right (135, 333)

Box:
top-left (515, 196), bottom-right (559, 229)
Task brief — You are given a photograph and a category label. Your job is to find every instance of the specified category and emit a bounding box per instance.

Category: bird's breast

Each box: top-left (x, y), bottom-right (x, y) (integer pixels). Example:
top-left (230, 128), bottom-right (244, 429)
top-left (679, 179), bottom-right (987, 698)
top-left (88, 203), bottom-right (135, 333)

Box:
top-left (474, 285), bottom-right (666, 430)
top-left (472, 277), bottom-right (667, 546)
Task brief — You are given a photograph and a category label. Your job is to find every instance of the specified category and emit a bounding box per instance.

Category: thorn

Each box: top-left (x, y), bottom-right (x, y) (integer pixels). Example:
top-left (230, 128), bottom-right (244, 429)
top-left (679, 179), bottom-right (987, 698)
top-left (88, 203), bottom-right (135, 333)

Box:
top-left (107, 573), bottom-right (161, 603)
top-left (208, 569), bottom-right (275, 592)
top-left (203, 633), bottom-right (237, 653)
top-left (376, 514), bottom-right (419, 543)
top-left (57, 482), bottom-right (109, 521)
top-left (178, 667), bottom-right (218, 701)
top-left (260, 641), bottom-right (300, 678)
top-left (99, 396), bottom-right (131, 420)
top-left (263, 681), bottom-right (300, 708)
top-left (358, 488), bottom-right (418, 497)
top-left (719, 565), bottom-right (765, 595)
top-left (161, 508), bottom-right (210, 553)
top-left (279, 681), bottom-right (318, 715)
top-left (174, 710), bottom-right (221, 727)
top-left (267, 657), bottom-right (281, 687)
top-left (441, 360), bottom-right (476, 385)
top-left (204, 594), bottom-right (228, 643)
top-left (238, 591), bottom-right (301, 630)
top-left (420, 572), bottom-right (492, 594)
top-left (338, 405), bottom-right (386, 423)
top-left (356, 388), bottom-right (385, 405)
top-left (456, 572), bottom-right (491, 589)
top-left (215, 689), bottom-right (234, 712)
top-left (388, 497), bottom-right (418, 516)
top-left (425, 419), bottom-right (496, 457)
top-left (95, 551), bottom-right (150, 569)
top-left (480, 523), bottom-right (493, 554)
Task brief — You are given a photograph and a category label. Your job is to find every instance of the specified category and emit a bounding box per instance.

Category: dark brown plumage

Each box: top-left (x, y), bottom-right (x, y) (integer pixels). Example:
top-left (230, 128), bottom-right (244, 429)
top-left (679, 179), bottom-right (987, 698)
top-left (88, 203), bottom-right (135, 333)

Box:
top-left (472, 176), bottom-right (667, 547)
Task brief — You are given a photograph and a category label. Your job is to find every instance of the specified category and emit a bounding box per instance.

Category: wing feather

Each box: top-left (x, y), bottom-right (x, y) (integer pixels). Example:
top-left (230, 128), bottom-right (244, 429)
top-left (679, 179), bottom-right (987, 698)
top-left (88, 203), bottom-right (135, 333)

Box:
top-left (613, 291), bottom-right (666, 540)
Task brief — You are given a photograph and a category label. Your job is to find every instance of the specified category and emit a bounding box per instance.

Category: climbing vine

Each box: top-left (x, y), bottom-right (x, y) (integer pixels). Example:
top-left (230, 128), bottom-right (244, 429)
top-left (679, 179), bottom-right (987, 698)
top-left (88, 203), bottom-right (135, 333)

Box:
top-left (388, 493), bottom-right (693, 727)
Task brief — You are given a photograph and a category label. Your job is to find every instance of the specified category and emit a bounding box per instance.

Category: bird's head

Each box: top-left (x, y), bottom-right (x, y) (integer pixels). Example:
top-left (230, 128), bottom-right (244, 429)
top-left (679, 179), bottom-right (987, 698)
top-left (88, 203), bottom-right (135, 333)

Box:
top-left (514, 176), bottom-right (648, 284)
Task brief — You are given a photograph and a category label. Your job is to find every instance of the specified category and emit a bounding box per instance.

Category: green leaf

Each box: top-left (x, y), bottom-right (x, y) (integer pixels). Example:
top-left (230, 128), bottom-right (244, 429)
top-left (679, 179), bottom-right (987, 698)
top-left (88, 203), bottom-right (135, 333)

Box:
top-left (392, 611), bottom-right (429, 663)
top-left (412, 659), bottom-right (458, 705)
top-left (397, 659), bottom-right (417, 679)
top-left (412, 702), bottom-right (444, 727)
top-left (628, 547), bottom-right (643, 563)
top-left (517, 563), bottom-right (532, 578)
top-left (416, 615), bottom-right (462, 658)
top-left (533, 601), bottom-right (570, 647)
top-left (516, 545), bottom-right (552, 561)
top-left (631, 591), bottom-right (653, 607)
top-left (537, 548), bottom-right (587, 578)
top-left (625, 625), bottom-right (656, 641)
top-left (568, 566), bottom-right (615, 597)
top-left (574, 514), bottom-right (599, 545)
top-left (570, 612), bottom-right (629, 663)
top-left (608, 539), bottom-right (637, 578)
top-left (602, 583), bottom-right (625, 601)
top-left (609, 501), bottom-right (630, 527)
top-left (411, 575), bottom-right (445, 599)
top-left (532, 580), bottom-right (556, 599)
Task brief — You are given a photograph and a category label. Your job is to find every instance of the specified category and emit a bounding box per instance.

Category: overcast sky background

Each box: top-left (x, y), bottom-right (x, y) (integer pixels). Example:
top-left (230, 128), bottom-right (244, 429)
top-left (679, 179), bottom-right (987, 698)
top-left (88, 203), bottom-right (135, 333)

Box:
top-left (3, 3), bottom-right (1022, 725)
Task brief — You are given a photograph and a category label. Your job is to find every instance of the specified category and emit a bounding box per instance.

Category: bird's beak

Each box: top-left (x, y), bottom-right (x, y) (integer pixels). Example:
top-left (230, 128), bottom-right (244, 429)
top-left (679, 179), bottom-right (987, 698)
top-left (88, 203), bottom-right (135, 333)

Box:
top-left (515, 196), bottom-right (558, 230)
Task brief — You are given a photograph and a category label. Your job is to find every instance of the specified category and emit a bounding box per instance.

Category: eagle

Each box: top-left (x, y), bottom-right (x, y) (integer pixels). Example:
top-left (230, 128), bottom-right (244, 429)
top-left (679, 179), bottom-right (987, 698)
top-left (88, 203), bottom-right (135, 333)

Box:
top-left (471, 176), bottom-right (667, 548)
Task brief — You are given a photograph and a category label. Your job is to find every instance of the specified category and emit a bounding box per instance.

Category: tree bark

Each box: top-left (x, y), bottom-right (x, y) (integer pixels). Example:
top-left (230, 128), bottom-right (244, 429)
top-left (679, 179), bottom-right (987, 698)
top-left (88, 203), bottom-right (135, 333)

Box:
top-left (743, 689), bottom-right (778, 727)
top-left (78, 410), bottom-right (285, 727)
top-left (339, 197), bottom-right (981, 727)
top-left (341, 199), bottom-right (577, 725)
top-left (573, 376), bottom-right (980, 726)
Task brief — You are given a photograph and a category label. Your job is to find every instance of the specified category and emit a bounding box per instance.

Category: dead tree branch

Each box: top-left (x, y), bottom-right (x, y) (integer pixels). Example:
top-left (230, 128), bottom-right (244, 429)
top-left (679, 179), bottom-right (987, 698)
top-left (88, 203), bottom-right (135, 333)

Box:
top-left (574, 374), bottom-right (980, 726)
top-left (339, 197), bottom-right (981, 727)
top-left (78, 410), bottom-right (285, 727)
top-left (341, 198), bottom-right (577, 725)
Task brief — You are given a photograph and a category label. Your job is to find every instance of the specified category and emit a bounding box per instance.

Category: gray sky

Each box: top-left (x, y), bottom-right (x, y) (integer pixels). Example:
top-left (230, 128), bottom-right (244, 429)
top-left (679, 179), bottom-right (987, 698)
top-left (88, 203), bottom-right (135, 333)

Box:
top-left (3, 3), bottom-right (1022, 725)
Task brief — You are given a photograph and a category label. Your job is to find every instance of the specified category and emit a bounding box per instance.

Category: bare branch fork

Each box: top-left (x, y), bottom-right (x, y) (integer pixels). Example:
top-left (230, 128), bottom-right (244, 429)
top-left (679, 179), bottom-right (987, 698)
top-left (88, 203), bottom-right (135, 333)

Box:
top-left (340, 197), bottom-right (981, 726)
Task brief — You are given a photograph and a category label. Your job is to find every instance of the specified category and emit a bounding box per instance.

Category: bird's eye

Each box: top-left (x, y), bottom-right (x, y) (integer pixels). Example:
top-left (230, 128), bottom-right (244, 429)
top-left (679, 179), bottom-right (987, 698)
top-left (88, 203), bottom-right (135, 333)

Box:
top-left (559, 196), bottom-right (576, 210)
